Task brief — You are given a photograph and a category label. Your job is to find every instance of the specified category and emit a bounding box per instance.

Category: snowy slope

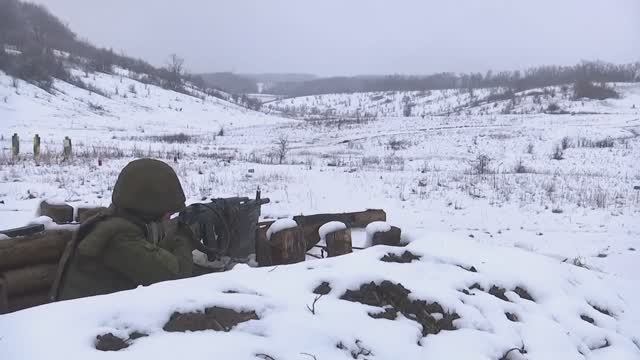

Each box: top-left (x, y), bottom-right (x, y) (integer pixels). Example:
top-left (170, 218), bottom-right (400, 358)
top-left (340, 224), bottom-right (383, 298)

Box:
top-left (266, 83), bottom-right (640, 118)
top-left (1, 68), bottom-right (289, 145)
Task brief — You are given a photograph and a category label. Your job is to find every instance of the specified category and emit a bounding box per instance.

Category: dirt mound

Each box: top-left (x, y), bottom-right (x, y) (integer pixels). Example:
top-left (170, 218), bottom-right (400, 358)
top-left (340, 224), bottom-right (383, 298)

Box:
top-left (163, 306), bottom-right (258, 332)
top-left (380, 251), bottom-right (421, 263)
top-left (341, 281), bottom-right (460, 336)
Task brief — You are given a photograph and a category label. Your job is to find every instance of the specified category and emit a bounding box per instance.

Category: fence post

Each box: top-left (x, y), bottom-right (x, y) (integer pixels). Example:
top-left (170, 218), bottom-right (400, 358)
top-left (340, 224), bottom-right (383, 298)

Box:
top-left (63, 137), bottom-right (72, 161)
top-left (11, 133), bottom-right (19, 159)
top-left (33, 134), bottom-right (41, 159)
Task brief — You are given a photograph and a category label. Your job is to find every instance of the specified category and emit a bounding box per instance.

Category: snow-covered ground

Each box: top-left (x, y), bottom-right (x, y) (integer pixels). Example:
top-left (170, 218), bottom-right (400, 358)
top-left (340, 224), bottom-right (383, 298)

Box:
top-left (1, 69), bottom-right (639, 359)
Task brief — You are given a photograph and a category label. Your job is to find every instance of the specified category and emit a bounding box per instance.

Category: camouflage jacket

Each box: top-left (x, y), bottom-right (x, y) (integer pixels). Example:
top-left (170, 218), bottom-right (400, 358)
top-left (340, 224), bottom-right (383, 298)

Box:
top-left (52, 209), bottom-right (194, 301)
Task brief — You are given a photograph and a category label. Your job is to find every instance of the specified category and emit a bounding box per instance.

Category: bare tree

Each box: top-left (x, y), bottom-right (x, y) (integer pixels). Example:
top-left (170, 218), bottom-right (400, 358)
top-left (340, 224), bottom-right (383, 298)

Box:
top-left (165, 53), bottom-right (184, 90)
top-left (275, 136), bottom-right (290, 164)
top-left (166, 53), bottom-right (184, 76)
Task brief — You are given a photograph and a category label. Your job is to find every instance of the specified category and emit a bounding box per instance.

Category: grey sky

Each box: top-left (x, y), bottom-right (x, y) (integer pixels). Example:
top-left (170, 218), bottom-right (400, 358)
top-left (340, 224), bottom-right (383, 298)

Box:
top-left (33, 0), bottom-right (640, 76)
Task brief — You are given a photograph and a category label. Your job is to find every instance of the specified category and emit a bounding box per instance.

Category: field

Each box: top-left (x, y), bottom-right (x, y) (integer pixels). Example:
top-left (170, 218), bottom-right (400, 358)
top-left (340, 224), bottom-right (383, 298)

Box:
top-left (1, 69), bottom-right (640, 359)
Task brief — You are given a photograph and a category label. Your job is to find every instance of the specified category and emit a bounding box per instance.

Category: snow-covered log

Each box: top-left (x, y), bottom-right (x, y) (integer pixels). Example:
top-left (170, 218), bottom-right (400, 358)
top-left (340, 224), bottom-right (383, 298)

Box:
top-left (319, 222), bottom-right (352, 257)
top-left (266, 221), bottom-right (305, 265)
top-left (366, 222), bottom-right (402, 247)
top-left (293, 209), bottom-right (386, 250)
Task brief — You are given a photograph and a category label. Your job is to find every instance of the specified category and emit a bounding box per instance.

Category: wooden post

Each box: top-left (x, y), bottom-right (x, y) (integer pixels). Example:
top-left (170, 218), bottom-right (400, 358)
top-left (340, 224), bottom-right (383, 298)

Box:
top-left (0, 230), bottom-right (73, 271)
top-left (269, 226), bottom-right (306, 265)
top-left (39, 201), bottom-right (74, 224)
top-left (11, 133), bottom-right (19, 158)
top-left (325, 228), bottom-right (352, 257)
top-left (33, 134), bottom-right (41, 159)
top-left (63, 136), bottom-right (72, 161)
top-left (372, 226), bottom-right (402, 247)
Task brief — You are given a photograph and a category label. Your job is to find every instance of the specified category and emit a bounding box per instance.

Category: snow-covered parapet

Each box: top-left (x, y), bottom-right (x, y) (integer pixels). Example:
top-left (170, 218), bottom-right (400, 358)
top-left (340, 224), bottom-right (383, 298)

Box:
top-left (318, 221), bottom-right (347, 241)
top-left (266, 218), bottom-right (298, 241)
top-left (365, 221), bottom-right (392, 247)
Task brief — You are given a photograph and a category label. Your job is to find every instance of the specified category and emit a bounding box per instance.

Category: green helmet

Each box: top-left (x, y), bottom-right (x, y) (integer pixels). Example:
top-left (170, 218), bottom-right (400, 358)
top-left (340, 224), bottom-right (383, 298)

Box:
top-left (112, 158), bottom-right (186, 218)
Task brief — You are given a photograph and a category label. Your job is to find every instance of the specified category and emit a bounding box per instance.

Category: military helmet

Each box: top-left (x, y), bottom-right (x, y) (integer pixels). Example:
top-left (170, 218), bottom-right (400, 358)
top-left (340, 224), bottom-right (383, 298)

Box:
top-left (112, 158), bottom-right (186, 218)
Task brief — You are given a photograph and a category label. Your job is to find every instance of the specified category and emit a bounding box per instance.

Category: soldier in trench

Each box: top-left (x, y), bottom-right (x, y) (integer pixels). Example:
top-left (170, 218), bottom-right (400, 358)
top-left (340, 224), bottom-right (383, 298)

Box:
top-left (51, 158), bottom-right (194, 300)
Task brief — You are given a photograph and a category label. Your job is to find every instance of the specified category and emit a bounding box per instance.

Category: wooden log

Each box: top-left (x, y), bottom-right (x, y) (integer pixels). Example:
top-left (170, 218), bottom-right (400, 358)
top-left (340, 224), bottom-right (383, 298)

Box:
top-left (372, 226), bottom-right (402, 247)
top-left (0, 277), bottom-right (8, 314)
top-left (77, 206), bottom-right (106, 223)
top-left (7, 291), bottom-right (50, 313)
top-left (269, 226), bottom-right (306, 265)
top-left (39, 201), bottom-right (74, 224)
top-left (293, 209), bottom-right (386, 250)
top-left (1, 263), bottom-right (58, 296)
top-left (325, 228), bottom-right (352, 257)
top-left (0, 230), bottom-right (73, 271)
top-left (255, 224), bottom-right (272, 267)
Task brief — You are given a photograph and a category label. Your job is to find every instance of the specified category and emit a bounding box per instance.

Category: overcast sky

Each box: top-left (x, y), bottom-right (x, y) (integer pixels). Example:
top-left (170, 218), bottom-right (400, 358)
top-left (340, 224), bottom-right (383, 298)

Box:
top-left (33, 0), bottom-right (640, 76)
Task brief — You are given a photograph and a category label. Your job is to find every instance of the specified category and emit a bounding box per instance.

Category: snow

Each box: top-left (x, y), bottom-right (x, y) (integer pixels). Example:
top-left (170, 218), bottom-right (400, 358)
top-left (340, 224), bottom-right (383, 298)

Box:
top-left (365, 221), bottom-right (392, 246)
top-left (266, 218), bottom-right (298, 240)
top-left (318, 221), bottom-right (347, 241)
top-left (1, 235), bottom-right (638, 359)
top-left (0, 65), bottom-right (639, 359)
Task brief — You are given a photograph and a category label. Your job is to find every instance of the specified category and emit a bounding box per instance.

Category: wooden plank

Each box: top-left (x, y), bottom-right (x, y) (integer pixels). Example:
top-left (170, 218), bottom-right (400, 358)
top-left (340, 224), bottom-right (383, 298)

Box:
top-left (7, 291), bottom-right (50, 313)
top-left (39, 201), bottom-right (74, 224)
top-left (0, 230), bottom-right (73, 271)
top-left (325, 228), bottom-right (352, 257)
top-left (1, 263), bottom-right (58, 296)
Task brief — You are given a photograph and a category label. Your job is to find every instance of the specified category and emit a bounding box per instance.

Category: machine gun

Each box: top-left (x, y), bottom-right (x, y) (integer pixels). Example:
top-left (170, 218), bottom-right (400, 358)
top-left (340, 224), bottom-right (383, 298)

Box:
top-left (179, 190), bottom-right (270, 262)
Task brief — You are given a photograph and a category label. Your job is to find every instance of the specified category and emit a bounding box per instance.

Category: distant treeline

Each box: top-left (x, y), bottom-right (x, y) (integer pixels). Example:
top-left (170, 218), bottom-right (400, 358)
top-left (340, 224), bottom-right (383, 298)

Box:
top-left (267, 62), bottom-right (640, 97)
top-left (0, 0), bottom-right (207, 94)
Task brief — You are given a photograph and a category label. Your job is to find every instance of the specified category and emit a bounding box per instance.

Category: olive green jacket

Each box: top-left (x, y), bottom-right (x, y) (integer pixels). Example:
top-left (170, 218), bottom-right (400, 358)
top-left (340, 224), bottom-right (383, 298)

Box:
top-left (54, 211), bottom-right (194, 301)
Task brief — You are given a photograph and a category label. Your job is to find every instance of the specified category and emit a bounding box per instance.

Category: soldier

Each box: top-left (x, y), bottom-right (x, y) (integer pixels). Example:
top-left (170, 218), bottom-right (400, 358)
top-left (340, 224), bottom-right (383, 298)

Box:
top-left (51, 158), bottom-right (194, 301)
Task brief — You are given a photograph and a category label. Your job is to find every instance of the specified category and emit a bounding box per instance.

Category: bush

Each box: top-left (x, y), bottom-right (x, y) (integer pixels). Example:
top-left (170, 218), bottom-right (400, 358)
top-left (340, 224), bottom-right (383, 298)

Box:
top-left (561, 136), bottom-right (572, 150)
top-left (472, 154), bottom-right (492, 175)
top-left (551, 144), bottom-right (564, 160)
top-left (576, 137), bottom-right (614, 148)
top-left (386, 138), bottom-right (410, 151)
top-left (514, 159), bottom-right (528, 173)
top-left (546, 103), bottom-right (561, 112)
top-left (573, 80), bottom-right (619, 100)
top-left (148, 133), bottom-right (193, 143)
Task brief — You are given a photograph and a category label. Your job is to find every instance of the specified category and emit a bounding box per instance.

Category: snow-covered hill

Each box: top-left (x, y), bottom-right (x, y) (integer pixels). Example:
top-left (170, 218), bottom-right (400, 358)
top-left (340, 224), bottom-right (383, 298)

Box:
top-left (1, 67), bottom-right (286, 144)
top-left (266, 83), bottom-right (640, 119)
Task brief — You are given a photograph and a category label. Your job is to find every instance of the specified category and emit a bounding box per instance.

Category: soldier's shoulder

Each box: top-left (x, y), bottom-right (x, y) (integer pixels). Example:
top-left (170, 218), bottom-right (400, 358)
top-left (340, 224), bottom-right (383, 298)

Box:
top-left (91, 216), bottom-right (144, 237)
